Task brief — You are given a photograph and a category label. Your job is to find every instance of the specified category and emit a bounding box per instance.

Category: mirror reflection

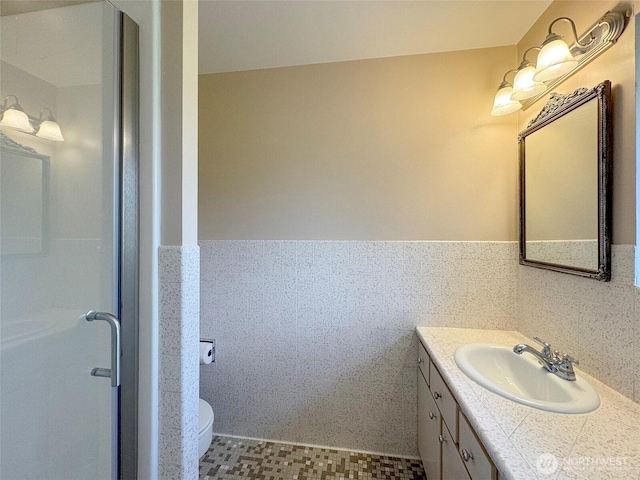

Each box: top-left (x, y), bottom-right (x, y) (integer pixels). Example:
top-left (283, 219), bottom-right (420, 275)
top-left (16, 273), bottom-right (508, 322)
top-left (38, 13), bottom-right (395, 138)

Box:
top-left (0, 132), bottom-right (49, 256)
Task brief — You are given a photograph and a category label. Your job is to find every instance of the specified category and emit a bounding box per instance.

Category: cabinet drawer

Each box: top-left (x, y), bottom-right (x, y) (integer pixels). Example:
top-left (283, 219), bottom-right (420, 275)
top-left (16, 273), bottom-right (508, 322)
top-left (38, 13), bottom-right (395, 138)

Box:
top-left (459, 413), bottom-right (498, 480)
top-left (430, 361), bottom-right (458, 443)
top-left (418, 341), bottom-right (430, 385)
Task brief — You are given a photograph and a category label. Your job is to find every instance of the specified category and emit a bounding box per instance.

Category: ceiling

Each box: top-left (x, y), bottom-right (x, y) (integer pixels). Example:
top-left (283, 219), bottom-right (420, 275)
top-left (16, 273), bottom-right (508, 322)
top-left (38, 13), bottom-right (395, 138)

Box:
top-left (0, 1), bottom-right (553, 87)
top-left (1, 2), bottom-right (103, 87)
top-left (0, 0), bottom-right (98, 17)
top-left (199, 0), bottom-right (553, 75)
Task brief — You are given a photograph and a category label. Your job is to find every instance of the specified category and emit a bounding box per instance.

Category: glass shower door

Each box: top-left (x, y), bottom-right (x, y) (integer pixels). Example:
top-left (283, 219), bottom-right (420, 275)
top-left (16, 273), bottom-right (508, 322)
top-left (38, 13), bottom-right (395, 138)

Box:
top-left (0, 2), bottom-right (122, 478)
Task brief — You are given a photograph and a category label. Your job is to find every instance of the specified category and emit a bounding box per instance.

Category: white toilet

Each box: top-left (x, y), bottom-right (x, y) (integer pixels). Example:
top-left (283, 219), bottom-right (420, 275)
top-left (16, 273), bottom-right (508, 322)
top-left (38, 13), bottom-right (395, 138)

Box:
top-left (198, 398), bottom-right (214, 459)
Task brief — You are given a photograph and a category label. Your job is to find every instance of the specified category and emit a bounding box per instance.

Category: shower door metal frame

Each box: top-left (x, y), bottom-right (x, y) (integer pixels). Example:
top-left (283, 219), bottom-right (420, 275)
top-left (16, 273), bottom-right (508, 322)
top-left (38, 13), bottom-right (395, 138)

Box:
top-left (115, 10), bottom-right (139, 480)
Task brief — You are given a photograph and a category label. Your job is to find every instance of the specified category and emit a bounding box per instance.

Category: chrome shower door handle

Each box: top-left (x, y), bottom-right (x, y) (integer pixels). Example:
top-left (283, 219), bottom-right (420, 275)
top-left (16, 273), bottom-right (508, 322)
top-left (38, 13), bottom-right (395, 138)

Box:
top-left (85, 310), bottom-right (121, 387)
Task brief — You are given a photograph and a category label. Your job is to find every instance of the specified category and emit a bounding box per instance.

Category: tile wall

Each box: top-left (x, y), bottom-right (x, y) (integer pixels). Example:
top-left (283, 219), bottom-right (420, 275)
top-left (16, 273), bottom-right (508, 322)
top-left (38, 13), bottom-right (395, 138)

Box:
top-left (636, 285), bottom-right (640, 402)
top-left (158, 245), bottom-right (201, 479)
top-left (199, 241), bottom-right (517, 456)
top-left (517, 245), bottom-right (639, 402)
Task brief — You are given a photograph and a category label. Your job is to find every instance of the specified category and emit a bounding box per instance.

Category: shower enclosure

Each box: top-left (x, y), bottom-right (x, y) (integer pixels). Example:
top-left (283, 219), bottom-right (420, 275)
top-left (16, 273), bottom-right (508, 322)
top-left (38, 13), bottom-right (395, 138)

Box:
top-left (0, 2), bottom-right (138, 478)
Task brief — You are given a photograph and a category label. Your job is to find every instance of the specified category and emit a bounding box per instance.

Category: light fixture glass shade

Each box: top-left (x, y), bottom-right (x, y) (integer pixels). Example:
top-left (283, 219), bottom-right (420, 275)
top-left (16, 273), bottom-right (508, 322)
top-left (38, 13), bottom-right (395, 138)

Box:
top-left (511, 65), bottom-right (547, 100)
top-left (36, 120), bottom-right (64, 141)
top-left (0, 108), bottom-right (34, 133)
top-left (532, 38), bottom-right (578, 82)
top-left (491, 85), bottom-right (522, 116)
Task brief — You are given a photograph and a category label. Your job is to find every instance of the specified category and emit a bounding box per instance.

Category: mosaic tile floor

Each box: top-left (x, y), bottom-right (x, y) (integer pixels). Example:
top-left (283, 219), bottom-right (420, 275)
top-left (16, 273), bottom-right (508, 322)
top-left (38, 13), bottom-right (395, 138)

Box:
top-left (199, 436), bottom-right (426, 480)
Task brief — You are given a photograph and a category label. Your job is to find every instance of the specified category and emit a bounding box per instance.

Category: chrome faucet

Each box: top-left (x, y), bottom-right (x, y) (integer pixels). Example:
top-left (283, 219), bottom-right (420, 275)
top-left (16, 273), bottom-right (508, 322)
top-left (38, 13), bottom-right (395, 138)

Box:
top-left (513, 337), bottom-right (579, 381)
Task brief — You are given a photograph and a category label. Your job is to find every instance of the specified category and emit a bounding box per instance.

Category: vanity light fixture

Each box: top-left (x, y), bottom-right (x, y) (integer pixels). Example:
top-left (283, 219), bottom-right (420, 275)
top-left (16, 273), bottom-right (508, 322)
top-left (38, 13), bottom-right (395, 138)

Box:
top-left (533, 17), bottom-right (592, 83)
top-left (511, 47), bottom-right (546, 101)
top-left (0, 95), bottom-right (64, 141)
top-left (490, 70), bottom-right (522, 116)
top-left (0, 95), bottom-right (34, 133)
top-left (36, 108), bottom-right (64, 142)
top-left (491, 9), bottom-right (629, 114)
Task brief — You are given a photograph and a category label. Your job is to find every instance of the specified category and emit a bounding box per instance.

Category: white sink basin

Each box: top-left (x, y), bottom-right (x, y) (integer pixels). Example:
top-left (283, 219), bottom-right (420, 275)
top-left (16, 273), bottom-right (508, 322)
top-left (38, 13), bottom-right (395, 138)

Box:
top-left (454, 343), bottom-right (600, 414)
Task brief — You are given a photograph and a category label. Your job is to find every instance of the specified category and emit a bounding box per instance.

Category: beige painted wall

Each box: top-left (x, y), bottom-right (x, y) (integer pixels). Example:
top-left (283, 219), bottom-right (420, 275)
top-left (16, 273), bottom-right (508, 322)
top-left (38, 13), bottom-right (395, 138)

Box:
top-left (517, 0), bottom-right (637, 245)
top-left (199, 46), bottom-right (518, 241)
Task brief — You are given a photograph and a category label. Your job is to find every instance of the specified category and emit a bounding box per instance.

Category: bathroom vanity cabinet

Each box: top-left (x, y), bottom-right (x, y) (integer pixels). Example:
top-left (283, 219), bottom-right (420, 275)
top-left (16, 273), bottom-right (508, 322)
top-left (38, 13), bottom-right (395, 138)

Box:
top-left (418, 340), bottom-right (498, 480)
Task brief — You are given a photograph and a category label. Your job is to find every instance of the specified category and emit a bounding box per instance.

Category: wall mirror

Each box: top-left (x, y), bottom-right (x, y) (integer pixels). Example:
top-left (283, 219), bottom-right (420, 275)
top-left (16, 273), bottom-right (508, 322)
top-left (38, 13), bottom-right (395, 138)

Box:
top-left (518, 81), bottom-right (612, 281)
top-left (0, 131), bottom-right (50, 256)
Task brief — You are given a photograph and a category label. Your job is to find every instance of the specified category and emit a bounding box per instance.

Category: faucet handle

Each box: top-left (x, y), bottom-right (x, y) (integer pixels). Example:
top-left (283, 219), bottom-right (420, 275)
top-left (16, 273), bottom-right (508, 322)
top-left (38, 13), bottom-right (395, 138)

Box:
top-left (557, 353), bottom-right (579, 381)
top-left (533, 336), bottom-right (550, 347)
top-left (533, 337), bottom-right (553, 357)
top-left (561, 353), bottom-right (579, 366)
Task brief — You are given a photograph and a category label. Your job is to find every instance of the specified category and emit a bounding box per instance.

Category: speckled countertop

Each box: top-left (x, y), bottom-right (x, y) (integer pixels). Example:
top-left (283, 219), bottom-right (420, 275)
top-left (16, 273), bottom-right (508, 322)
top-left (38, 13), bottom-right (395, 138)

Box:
top-left (416, 327), bottom-right (640, 480)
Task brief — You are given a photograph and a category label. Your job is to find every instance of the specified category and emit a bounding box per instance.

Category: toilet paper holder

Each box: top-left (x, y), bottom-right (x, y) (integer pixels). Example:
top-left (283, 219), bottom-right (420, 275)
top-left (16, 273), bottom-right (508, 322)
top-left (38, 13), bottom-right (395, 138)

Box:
top-left (200, 338), bottom-right (215, 363)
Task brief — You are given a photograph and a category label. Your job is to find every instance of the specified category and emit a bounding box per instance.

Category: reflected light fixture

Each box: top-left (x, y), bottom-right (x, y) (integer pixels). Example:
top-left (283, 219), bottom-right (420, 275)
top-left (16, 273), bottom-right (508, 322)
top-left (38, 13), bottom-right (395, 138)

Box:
top-left (36, 108), bottom-right (64, 142)
top-left (490, 69), bottom-right (522, 116)
top-left (0, 94), bottom-right (64, 141)
top-left (533, 17), bottom-right (593, 83)
top-left (0, 95), bottom-right (34, 133)
top-left (511, 47), bottom-right (546, 101)
top-left (490, 10), bottom-right (628, 114)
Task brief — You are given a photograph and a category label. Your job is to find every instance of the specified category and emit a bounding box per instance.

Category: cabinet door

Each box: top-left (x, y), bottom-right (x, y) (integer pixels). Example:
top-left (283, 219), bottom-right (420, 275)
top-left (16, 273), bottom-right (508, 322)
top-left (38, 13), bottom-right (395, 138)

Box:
top-left (418, 341), bottom-right (430, 385)
top-left (430, 362), bottom-right (458, 443)
top-left (459, 413), bottom-right (498, 480)
top-left (418, 370), bottom-right (441, 480)
top-left (441, 423), bottom-right (470, 480)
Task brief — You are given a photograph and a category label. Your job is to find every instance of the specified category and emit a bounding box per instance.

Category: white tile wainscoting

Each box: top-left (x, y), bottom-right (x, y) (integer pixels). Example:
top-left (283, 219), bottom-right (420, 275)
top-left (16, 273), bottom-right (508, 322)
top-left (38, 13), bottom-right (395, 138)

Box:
top-left (199, 241), bottom-right (517, 456)
top-left (517, 245), bottom-right (639, 402)
top-left (199, 241), bottom-right (639, 457)
top-left (158, 245), bottom-right (201, 479)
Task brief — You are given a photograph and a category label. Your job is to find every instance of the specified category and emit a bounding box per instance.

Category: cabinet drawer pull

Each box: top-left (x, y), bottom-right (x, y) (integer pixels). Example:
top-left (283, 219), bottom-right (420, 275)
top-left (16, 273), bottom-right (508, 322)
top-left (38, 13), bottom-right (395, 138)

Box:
top-left (433, 391), bottom-right (442, 399)
top-left (438, 434), bottom-right (446, 444)
top-left (428, 411), bottom-right (436, 420)
top-left (418, 357), bottom-right (424, 364)
top-left (462, 449), bottom-right (474, 462)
